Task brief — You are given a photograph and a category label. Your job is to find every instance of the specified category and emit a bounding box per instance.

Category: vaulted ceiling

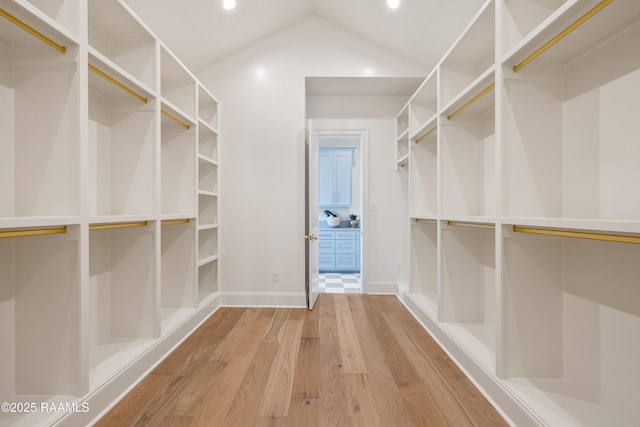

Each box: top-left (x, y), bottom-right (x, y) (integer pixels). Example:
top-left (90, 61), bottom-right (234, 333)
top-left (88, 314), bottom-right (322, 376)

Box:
top-left (123, 0), bottom-right (485, 73)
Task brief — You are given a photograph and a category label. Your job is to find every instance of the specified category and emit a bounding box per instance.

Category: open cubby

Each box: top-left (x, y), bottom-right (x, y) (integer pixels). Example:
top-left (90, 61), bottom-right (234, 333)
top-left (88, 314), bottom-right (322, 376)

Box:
top-left (396, 104), bottom-right (409, 138)
top-left (161, 119), bottom-right (196, 216)
top-left (441, 0), bottom-right (495, 108)
top-left (198, 227), bottom-right (218, 264)
top-left (409, 130), bottom-right (438, 217)
top-left (441, 106), bottom-right (495, 217)
top-left (25, 0), bottom-right (82, 36)
top-left (503, 18), bottom-right (640, 220)
top-left (198, 158), bottom-right (218, 194)
top-left (161, 222), bottom-right (196, 334)
top-left (198, 260), bottom-right (218, 303)
top-left (88, 225), bottom-right (155, 390)
top-left (88, 0), bottom-right (155, 89)
top-left (161, 46), bottom-right (196, 120)
top-left (0, 228), bottom-right (80, 401)
top-left (409, 73), bottom-right (437, 138)
top-left (0, 15), bottom-right (80, 219)
top-left (198, 84), bottom-right (218, 131)
top-left (198, 123), bottom-right (218, 161)
top-left (408, 220), bottom-right (438, 317)
top-left (441, 223), bottom-right (496, 371)
top-left (503, 227), bottom-right (640, 426)
top-left (198, 194), bottom-right (218, 226)
top-left (500, 0), bottom-right (567, 56)
top-left (88, 61), bottom-right (155, 217)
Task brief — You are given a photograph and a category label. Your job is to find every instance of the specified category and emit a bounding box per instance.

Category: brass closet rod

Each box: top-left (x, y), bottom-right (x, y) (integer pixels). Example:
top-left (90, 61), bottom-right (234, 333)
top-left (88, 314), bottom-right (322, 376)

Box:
top-left (447, 83), bottom-right (495, 121)
top-left (88, 64), bottom-right (148, 104)
top-left (415, 125), bottom-right (437, 144)
top-left (161, 110), bottom-right (190, 129)
top-left (448, 220), bottom-right (495, 229)
top-left (0, 8), bottom-right (66, 53)
top-left (89, 221), bottom-right (148, 231)
top-left (0, 226), bottom-right (67, 239)
top-left (513, 225), bottom-right (640, 245)
top-left (161, 219), bottom-right (190, 225)
top-left (513, 0), bottom-right (614, 72)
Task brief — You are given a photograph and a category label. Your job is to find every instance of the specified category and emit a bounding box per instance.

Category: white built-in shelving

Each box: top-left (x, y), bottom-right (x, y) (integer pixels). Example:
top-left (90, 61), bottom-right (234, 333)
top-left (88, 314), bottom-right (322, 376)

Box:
top-left (398, 0), bottom-right (640, 426)
top-left (0, 0), bottom-right (220, 425)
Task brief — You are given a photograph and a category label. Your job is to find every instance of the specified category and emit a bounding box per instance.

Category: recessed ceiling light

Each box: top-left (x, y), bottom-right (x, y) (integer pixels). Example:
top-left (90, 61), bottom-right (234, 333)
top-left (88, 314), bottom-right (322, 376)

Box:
top-left (223, 0), bottom-right (236, 10)
top-left (387, 0), bottom-right (400, 9)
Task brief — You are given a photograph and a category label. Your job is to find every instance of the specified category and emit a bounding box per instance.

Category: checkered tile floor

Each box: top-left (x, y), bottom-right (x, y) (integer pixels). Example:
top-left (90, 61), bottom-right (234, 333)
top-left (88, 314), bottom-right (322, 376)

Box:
top-left (318, 273), bottom-right (362, 294)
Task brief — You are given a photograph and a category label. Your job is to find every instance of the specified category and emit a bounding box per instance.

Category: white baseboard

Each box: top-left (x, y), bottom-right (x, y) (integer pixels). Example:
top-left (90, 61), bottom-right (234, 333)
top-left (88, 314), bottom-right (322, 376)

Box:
top-left (220, 291), bottom-right (307, 308)
top-left (54, 295), bottom-right (221, 427)
top-left (365, 281), bottom-right (397, 294)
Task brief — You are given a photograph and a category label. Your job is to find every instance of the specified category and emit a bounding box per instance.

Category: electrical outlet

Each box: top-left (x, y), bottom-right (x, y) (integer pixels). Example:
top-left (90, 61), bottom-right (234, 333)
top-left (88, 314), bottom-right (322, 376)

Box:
top-left (272, 271), bottom-right (279, 282)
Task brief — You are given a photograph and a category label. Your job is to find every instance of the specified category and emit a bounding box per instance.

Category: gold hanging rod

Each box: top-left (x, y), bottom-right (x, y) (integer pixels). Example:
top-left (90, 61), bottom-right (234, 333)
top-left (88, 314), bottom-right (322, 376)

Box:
top-left (161, 110), bottom-right (190, 129)
top-left (0, 226), bottom-right (67, 239)
top-left (513, 0), bottom-right (613, 72)
top-left (513, 225), bottom-right (640, 245)
top-left (0, 8), bottom-right (66, 54)
top-left (448, 220), bottom-right (495, 229)
top-left (161, 219), bottom-right (190, 226)
top-left (88, 64), bottom-right (148, 104)
top-left (447, 83), bottom-right (495, 121)
top-left (415, 125), bottom-right (437, 144)
top-left (89, 221), bottom-right (148, 231)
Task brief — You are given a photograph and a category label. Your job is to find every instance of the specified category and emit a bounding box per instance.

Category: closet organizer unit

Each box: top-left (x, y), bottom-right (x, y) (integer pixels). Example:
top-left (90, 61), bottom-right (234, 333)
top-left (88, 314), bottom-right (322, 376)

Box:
top-left (0, 0), bottom-right (220, 425)
top-left (398, 0), bottom-right (640, 426)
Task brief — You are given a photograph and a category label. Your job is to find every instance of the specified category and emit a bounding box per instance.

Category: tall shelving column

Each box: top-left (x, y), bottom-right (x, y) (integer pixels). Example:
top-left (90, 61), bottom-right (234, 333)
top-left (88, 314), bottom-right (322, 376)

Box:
top-left (197, 84), bottom-right (220, 303)
top-left (159, 44), bottom-right (198, 334)
top-left (0, 1), bottom-right (83, 426)
top-left (86, 0), bottom-right (159, 391)
top-left (500, 0), bottom-right (640, 425)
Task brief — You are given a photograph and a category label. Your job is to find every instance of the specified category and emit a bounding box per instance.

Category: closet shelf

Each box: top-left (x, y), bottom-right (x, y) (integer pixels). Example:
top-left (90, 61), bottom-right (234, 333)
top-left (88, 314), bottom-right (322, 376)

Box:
top-left (0, 7), bottom-right (66, 53)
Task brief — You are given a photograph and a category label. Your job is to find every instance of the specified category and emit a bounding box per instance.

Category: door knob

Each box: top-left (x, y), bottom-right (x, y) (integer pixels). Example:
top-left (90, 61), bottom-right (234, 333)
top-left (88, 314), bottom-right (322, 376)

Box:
top-left (304, 234), bottom-right (318, 241)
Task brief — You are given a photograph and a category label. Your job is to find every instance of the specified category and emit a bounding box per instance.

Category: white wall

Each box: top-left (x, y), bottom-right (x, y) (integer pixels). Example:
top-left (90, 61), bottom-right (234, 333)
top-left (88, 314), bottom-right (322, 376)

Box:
top-left (197, 15), bottom-right (425, 303)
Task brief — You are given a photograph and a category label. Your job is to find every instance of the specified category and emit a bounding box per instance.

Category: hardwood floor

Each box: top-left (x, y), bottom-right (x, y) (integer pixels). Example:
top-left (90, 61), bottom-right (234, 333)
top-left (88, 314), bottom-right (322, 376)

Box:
top-left (96, 294), bottom-right (508, 426)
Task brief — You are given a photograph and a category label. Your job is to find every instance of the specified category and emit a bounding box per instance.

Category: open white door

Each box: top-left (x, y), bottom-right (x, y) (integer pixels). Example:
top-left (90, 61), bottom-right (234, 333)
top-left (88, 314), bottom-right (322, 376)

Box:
top-left (305, 120), bottom-right (320, 309)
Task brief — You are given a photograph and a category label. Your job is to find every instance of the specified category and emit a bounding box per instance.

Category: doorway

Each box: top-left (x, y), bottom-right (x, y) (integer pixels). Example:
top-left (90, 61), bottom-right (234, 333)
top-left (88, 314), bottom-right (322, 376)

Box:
top-left (316, 132), bottom-right (365, 294)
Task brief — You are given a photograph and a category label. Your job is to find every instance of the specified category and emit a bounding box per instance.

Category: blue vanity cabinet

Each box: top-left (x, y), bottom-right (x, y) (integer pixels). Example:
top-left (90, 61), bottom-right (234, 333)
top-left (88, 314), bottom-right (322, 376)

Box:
top-left (318, 228), bottom-right (360, 272)
top-left (319, 147), bottom-right (353, 207)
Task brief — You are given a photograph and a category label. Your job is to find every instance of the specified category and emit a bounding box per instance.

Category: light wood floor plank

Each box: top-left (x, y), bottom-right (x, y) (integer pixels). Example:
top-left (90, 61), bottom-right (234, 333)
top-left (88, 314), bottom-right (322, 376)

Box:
top-left (361, 295), bottom-right (448, 426)
top-left (346, 295), bottom-right (416, 426)
top-left (343, 373), bottom-right (382, 427)
top-left (190, 315), bottom-right (272, 426)
top-left (334, 295), bottom-right (367, 374)
top-left (222, 342), bottom-right (280, 427)
top-left (291, 337), bottom-right (320, 400)
top-left (258, 319), bottom-right (304, 417)
top-left (317, 295), bottom-right (349, 427)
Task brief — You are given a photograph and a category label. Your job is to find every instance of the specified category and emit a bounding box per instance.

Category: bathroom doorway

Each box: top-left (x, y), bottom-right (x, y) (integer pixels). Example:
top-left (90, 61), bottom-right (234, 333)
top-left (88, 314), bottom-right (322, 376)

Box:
top-left (316, 132), bottom-right (366, 294)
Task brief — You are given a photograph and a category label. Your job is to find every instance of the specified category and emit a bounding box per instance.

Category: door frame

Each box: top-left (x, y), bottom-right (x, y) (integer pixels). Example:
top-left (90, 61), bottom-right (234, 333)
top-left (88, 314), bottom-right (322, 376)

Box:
top-left (312, 128), bottom-right (369, 294)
